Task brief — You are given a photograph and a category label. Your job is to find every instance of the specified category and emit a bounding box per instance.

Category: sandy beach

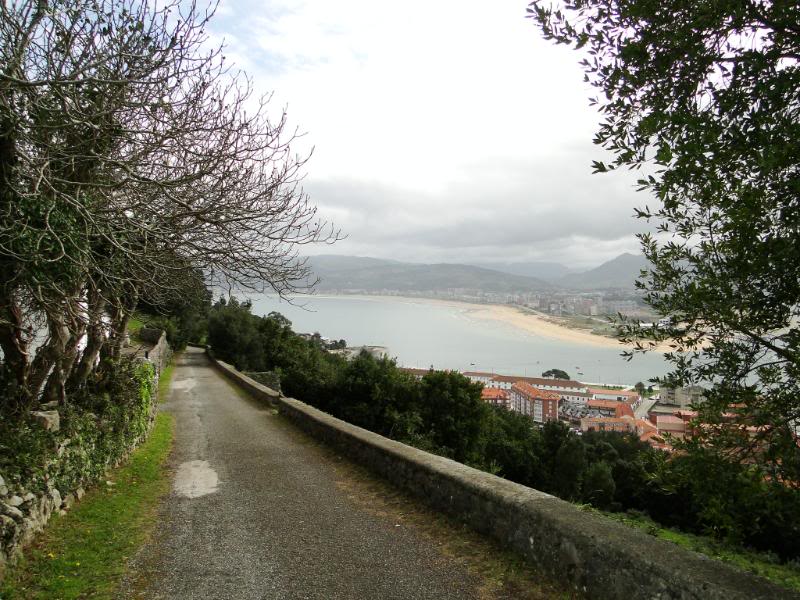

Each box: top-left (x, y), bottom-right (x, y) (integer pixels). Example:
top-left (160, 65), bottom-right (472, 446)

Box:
top-left (468, 304), bottom-right (630, 349)
top-left (313, 294), bottom-right (668, 352)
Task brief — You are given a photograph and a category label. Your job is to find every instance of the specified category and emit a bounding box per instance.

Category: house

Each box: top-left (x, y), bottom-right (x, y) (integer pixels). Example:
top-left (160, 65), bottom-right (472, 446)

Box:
top-left (651, 414), bottom-right (687, 439)
top-left (481, 387), bottom-right (510, 409)
top-left (399, 367), bottom-right (432, 380)
top-left (614, 402), bottom-right (634, 418)
top-left (462, 371), bottom-right (495, 385)
top-left (589, 387), bottom-right (641, 404)
top-left (462, 372), bottom-right (587, 394)
top-left (509, 382), bottom-right (560, 423)
top-left (660, 385), bottom-right (706, 408)
top-left (558, 390), bottom-right (593, 406)
top-left (586, 399), bottom-right (621, 417)
top-left (580, 416), bottom-right (636, 434)
top-left (579, 415), bottom-right (671, 450)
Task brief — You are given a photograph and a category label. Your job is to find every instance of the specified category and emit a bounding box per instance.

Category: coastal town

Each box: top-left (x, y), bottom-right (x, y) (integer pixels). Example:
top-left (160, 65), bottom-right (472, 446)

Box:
top-left (400, 367), bottom-right (706, 452)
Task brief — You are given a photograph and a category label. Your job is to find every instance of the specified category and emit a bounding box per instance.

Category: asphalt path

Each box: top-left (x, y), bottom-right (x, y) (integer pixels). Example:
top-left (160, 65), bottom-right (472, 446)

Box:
top-left (127, 348), bottom-right (484, 600)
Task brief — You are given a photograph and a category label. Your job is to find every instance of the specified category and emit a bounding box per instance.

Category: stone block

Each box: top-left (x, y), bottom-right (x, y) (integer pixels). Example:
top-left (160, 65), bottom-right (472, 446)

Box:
top-left (30, 410), bottom-right (60, 432)
top-left (1, 503), bottom-right (24, 521)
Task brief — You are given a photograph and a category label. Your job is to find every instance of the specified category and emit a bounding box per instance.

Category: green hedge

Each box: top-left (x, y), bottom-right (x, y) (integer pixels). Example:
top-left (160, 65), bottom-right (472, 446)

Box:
top-left (0, 359), bottom-right (158, 498)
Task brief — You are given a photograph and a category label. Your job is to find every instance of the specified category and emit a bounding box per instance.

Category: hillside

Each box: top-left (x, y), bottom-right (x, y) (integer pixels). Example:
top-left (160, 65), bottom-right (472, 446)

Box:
top-left (558, 253), bottom-right (651, 290)
top-left (472, 261), bottom-right (574, 282)
top-left (307, 255), bottom-right (553, 293)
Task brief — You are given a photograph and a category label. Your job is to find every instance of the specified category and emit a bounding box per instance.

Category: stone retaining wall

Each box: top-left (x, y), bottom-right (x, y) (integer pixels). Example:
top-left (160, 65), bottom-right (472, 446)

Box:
top-left (146, 330), bottom-right (171, 375)
top-left (208, 352), bottom-right (797, 600)
top-left (0, 332), bottom-right (170, 579)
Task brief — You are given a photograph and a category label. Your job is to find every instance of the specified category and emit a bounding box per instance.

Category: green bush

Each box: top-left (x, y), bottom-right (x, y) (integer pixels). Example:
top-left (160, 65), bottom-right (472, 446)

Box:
top-left (0, 358), bottom-right (157, 498)
top-left (582, 461), bottom-right (616, 510)
top-left (205, 297), bottom-right (800, 561)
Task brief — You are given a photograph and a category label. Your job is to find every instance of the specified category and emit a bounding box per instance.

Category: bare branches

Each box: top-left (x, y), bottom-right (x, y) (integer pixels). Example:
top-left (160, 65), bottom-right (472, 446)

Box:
top-left (0, 0), bottom-right (339, 406)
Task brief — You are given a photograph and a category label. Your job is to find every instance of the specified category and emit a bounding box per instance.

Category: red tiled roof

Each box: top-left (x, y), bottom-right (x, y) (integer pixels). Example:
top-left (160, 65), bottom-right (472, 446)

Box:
top-left (587, 399), bottom-right (622, 411)
top-left (656, 415), bottom-right (685, 425)
top-left (558, 390), bottom-right (593, 398)
top-left (615, 403), bottom-right (635, 418)
top-left (636, 418), bottom-right (657, 433)
top-left (580, 416), bottom-right (636, 431)
top-left (493, 374), bottom-right (584, 388)
top-left (511, 382), bottom-right (561, 401)
top-left (589, 387), bottom-right (640, 398)
top-left (481, 388), bottom-right (507, 400)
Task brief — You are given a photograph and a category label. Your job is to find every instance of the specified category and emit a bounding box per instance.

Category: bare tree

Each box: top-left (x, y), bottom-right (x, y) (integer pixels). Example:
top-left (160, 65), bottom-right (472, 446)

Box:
top-left (0, 0), bottom-right (339, 409)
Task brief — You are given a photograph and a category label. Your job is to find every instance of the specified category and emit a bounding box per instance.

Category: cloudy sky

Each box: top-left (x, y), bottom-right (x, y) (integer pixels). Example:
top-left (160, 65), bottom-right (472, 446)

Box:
top-left (210, 0), bottom-right (650, 269)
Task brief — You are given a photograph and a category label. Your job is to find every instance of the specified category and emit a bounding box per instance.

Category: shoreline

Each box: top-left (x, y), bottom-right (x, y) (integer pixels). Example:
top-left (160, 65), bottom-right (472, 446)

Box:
top-left (307, 293), bottom-right (669, 352)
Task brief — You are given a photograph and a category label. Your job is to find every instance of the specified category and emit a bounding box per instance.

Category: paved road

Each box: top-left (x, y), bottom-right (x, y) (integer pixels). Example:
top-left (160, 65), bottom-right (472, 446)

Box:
top-left (127, 348), bottom-right (484, 600)
top-left (635, 397), bottom-right (658, 419)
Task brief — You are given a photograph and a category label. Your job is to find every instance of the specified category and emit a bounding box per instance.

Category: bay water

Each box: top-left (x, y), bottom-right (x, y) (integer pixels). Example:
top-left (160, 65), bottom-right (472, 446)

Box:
top-left (246, 294), bottom-right (670, 386)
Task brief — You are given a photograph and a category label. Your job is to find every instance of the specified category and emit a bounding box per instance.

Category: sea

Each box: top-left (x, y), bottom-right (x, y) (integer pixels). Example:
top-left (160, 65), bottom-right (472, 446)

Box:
top-left (245, 294), bottom-right (671, 386)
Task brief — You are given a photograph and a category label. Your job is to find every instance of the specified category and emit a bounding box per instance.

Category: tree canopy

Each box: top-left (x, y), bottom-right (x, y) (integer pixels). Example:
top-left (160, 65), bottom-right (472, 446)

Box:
top-left (542, 368), bottom-right (570, 380)
top-left (0, 0), bottom-right (338, 410)
top-left (528, 0), bottom-right (800, 479)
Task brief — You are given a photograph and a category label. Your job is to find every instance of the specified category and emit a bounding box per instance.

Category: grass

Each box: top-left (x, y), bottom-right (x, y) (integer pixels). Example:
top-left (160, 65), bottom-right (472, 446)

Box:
top-left (595, 509), bottom-right (800, 592)
top-left (157, 358), bottom-right (177, 403)
top-left (0, 411), bottom-right (175, 599)
top-left (127, 315), bottom-right (145, 343)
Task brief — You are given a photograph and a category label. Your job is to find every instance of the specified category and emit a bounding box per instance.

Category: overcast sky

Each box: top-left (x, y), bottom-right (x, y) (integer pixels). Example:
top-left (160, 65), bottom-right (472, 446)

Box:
top-left (210, 0), bottom-right (650, 269)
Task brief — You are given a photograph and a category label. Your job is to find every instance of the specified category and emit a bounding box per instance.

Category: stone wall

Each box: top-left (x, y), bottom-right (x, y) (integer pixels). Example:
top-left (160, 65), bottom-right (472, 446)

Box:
top-left (0, 332), bottom-right (170, 580)
top-left (208, 353), bottom-right (797, 600)
top-left (146, 329), bottom-right (171, 375)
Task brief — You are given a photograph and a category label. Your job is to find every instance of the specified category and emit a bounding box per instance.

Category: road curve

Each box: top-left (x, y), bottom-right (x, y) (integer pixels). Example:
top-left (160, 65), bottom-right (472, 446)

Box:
top-left (126, 348), bottom-right (484, 600)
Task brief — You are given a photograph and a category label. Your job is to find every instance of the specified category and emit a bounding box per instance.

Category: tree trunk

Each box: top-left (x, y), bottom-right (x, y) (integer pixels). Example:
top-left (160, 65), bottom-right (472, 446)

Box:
top-left (0, 293), bottom-right (29, 389)
top-left (69, 286), bottom-right (106, 391)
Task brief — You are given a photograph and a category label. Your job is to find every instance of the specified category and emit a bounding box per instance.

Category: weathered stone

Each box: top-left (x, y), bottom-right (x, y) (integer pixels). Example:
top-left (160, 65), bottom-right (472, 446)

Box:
top-left (40, 496), bottom-right (52, 519)
top-left (1, 503), bottom-right (24, 521)
top-left (56, 439), bottom-right (70, 457)
top-left (18, 523), bottom-right (34, 546)
top-left (0, 514), bottom-right (15, 533)
top-left (30, 410), bottom-right (60, 432)
top-left (0, 338), bottom-right (168, 580)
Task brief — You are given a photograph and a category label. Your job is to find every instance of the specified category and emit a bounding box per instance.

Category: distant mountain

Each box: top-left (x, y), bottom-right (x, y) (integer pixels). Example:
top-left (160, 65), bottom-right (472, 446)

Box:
top-left (559, 253), bottom-right (651, 290)
top-left (306, 255), bottom-right (553, 294)
top-left (471, 261), bottom-right (574, 282)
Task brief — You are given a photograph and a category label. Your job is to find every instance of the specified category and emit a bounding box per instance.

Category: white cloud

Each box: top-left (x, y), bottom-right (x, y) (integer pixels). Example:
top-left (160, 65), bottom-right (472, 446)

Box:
top-left (210, 0), bottom-right (650, 267)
